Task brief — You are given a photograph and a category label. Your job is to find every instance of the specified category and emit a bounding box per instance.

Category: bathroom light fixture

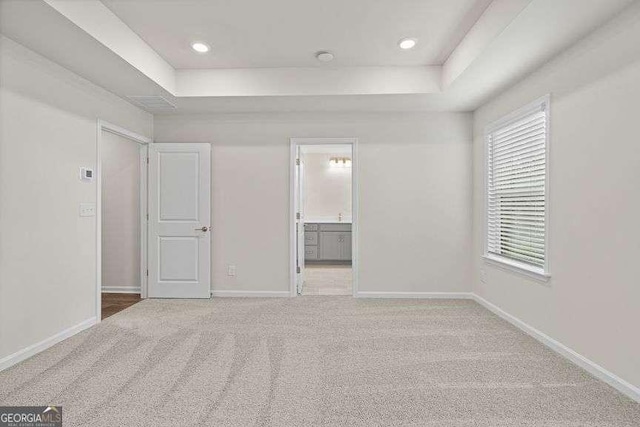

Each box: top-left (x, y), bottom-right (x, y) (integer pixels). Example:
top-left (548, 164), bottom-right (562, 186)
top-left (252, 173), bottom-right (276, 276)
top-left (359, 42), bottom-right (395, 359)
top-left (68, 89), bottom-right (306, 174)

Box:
top-left (191, 42), bottom-right (210, 53)
top-left (316, 51), bottom-right (334, 62)
top-left (398, 38), bottom-right (417, 50)
top-left (329, 157), bottom-right (352, 168)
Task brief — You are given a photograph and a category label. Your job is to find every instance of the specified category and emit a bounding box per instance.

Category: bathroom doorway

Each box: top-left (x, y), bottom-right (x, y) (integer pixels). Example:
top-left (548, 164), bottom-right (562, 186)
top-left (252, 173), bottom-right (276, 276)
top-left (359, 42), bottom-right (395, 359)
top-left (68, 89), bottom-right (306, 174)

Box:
top-left (290, 138), bottom-right (358, 296)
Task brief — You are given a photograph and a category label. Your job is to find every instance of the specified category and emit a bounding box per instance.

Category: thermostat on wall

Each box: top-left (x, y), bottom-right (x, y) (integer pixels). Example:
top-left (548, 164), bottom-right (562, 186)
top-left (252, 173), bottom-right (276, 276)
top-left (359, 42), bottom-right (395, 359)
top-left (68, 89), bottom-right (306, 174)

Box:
top-left (80, 167), bottom-right (94, 182)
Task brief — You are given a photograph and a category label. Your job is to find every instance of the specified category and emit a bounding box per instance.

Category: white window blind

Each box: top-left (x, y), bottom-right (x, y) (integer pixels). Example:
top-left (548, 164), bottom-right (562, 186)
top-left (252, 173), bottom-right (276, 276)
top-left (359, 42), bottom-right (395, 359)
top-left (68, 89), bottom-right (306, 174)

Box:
top-left (486, 98), bottom-right (548, 272)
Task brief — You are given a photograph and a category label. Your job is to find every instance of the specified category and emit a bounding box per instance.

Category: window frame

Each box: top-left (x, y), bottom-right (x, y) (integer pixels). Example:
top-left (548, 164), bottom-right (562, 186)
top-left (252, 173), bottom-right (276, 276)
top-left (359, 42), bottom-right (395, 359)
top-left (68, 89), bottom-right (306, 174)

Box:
top-left (483, 95), bottom-right (551, 282)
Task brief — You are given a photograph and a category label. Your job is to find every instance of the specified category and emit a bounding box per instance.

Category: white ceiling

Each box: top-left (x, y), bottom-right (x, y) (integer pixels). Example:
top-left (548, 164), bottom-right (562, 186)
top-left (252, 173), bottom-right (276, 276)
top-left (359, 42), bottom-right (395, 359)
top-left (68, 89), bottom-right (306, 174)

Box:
top-left (101, 0), bottom-right (490, 69)
top-left (2, 0), bottom-right (636, 114)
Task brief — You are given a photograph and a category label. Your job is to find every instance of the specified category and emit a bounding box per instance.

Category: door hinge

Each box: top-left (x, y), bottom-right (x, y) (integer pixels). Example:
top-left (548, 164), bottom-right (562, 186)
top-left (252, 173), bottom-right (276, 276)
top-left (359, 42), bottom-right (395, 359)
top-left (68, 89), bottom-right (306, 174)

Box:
top-left (147, 157), bottom-right (149, 164)
top-left (146, 213), bottom-right (149, 220)
top-left (296, 212), bottom-right (301, 220)
top-left (296, 266), bottom-right (301, 274)
top-left (146, 269), bottom-right (149, 276)
top-left (296, 158), bottom-right (300, 166)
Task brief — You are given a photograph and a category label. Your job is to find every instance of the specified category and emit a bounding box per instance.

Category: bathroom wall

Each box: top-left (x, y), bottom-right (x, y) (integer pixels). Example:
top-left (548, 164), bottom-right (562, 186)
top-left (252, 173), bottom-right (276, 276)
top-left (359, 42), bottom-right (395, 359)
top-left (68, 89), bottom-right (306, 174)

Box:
top-left (302, 152), bottom-right (352, 222)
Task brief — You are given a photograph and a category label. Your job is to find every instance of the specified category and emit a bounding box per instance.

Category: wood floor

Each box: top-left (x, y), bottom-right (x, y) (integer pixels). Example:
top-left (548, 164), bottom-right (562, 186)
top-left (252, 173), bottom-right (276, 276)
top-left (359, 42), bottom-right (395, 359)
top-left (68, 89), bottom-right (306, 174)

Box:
top-left (101, 293), bottom-right (142, 320)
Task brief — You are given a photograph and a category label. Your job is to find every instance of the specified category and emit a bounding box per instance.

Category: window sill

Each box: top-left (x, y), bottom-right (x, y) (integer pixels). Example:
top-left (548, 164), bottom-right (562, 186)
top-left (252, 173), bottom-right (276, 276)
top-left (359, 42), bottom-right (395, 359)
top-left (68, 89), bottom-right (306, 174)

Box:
top-left (483, 255), bottom-right (551, 283)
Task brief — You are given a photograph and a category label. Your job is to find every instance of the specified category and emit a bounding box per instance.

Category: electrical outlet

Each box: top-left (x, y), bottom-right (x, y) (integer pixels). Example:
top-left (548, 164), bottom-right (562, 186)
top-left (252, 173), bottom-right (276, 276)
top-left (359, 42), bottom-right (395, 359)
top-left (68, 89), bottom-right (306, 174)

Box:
top-left (79, 203), bottom-right (96, 217)
top-left (227, 265), bottom-right (236, 276)
top-left (480, 269), bottom-right (486, 284)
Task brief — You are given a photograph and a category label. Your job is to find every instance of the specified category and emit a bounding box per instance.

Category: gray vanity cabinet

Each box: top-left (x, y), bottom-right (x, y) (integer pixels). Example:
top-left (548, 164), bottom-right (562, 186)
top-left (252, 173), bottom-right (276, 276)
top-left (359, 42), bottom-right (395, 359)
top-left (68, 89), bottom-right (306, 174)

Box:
top-left (304, 223), bottom-right (352, 262)
top-left (319, 232), bottom-right (352, 260)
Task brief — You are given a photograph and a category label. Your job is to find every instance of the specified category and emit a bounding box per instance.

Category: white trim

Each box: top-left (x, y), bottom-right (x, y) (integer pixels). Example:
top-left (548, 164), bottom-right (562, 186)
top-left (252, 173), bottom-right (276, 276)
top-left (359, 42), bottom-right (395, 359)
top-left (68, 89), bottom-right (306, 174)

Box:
top-left (0, 317), bottom-right (97, 372)
top-left (356, 292), bottom-right (473, 299)
top-left (101, 286), bottom-right (142, 294)
top-left (97, 120), bottom-right (152, 145)
top-left (472, 294), bottom-right (640, 403)
top-left (483, 255), bottom-right (550, 283)
top-left (96, 120), bottom-right (150, 323)
top-left (211, 290), bottom-right (290, 298)
top-left (485, 95), bottom-right (548, 133)
top-left (289, 138), bottom-right (359, 298)
top-left (483, 95), bottom-right (551, 279)
top-left (139, 144), bottom-right (149, 299)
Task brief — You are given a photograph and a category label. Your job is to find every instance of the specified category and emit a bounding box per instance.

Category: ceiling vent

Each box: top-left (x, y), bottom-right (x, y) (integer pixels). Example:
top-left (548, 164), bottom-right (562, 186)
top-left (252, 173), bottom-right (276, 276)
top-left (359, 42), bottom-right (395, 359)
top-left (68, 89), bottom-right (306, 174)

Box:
top-left (128, 95), bottom-right (176, 112)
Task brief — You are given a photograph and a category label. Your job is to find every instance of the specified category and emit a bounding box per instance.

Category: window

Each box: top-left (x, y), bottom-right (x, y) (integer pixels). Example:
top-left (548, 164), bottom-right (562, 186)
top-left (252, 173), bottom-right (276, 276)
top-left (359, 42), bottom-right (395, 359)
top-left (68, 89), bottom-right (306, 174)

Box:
top-left (485, 96), bottom-right (549, 278)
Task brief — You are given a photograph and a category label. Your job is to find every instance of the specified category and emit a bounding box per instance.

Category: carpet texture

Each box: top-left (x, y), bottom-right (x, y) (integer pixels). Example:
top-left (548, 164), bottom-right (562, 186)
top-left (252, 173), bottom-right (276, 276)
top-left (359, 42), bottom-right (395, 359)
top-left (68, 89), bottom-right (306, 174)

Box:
top-left (1, 298), bottom-right (639, 426)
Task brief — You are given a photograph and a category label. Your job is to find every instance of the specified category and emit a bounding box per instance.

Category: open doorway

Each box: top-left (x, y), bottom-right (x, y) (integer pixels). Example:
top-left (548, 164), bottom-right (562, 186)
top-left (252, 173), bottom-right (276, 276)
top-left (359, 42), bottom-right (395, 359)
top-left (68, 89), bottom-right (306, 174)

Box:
top-left (291, 138), bottom-right (358, 297)
top-left (97, 121), bottom-right (150, 320)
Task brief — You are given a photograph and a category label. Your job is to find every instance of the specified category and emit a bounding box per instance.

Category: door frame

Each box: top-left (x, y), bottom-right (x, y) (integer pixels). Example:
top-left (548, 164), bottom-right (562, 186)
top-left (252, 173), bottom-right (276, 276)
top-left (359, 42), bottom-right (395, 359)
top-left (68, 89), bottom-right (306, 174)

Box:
top-left (289, 137), bottom-right (359, 297)
top-left (96, 120), bottom-right (151, 322)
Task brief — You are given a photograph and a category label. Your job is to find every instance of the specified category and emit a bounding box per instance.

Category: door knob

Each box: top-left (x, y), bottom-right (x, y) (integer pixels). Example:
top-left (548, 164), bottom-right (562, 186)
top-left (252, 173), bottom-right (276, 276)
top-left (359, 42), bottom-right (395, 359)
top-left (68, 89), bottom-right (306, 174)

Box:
top-left (195, 226), bottom-right (209, 232)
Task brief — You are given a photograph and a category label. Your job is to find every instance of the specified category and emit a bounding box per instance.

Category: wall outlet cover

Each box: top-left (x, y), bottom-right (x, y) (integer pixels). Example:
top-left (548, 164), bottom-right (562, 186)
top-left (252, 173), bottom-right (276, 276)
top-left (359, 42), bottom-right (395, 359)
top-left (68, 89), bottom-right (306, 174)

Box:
top-left (79, 203), bottom-right (96, 217)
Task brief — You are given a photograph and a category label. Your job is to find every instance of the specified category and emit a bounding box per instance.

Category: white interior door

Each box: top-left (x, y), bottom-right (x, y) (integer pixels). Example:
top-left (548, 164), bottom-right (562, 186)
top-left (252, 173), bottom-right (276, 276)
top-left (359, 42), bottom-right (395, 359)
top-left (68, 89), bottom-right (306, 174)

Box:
top-left (295, 149), bottom-right (305, 294)
top-left (148, 143), bottom-right (211, 298)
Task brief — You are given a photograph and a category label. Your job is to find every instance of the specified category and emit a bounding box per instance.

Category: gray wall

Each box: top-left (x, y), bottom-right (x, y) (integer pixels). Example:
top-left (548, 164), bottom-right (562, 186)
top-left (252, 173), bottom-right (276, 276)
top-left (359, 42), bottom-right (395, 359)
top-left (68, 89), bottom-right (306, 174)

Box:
top-left (101, 130), bottom-right (141, 293)
top-left (472, 9), bottom-right (640, 389)
top-left (0, 36), bottom-right (152, 362)
top-left (154, 112), bottom-right (473, 295)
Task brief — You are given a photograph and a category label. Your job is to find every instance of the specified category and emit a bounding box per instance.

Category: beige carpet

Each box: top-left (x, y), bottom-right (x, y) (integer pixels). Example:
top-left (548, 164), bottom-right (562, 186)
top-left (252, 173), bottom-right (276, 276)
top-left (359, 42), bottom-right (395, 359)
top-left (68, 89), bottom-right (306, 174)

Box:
top-left (302, 265), bottom-right (352, 296)
top-left (1, 298), bottom-right (639, 426)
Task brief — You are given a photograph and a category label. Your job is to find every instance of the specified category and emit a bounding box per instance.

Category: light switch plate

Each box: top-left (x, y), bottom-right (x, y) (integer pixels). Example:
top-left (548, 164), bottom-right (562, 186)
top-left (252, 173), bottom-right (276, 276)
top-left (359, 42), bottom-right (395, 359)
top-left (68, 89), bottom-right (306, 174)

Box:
top-left (227, 265), bottom-right (236, 276)
top-left (79, 203), bottom-right (96, 217)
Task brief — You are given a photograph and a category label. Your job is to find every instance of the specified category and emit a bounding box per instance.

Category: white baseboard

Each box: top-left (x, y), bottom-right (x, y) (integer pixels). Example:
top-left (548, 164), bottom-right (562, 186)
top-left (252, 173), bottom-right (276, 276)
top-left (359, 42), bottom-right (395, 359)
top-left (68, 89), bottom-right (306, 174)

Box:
top-left (211, 290), bottom-right (290, 298)
top-left (0, 317), bottom-right (97, 372)
top-left (356, 291), bottom-right (473, 299)
top-left (102, 286), bottom-right (141, 294)
top-left (472, 294), bottom-right (640, 403)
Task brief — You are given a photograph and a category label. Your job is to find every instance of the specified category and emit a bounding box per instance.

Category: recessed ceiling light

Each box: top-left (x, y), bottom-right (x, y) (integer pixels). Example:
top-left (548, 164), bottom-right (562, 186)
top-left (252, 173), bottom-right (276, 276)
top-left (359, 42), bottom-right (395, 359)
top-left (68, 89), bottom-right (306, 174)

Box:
top-left (191, 42), bottom-right (210, 53)
top-left (398, 38), bottom-right (417, 50)
top-left (316, 51), bottom-right (334, 62)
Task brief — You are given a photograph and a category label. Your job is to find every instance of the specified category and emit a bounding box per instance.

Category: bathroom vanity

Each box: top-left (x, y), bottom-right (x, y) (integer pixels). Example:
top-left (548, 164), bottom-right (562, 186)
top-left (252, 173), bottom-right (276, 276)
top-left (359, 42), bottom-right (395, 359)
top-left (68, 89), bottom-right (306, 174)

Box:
top-left (304, 222), bottom-right (352, 262)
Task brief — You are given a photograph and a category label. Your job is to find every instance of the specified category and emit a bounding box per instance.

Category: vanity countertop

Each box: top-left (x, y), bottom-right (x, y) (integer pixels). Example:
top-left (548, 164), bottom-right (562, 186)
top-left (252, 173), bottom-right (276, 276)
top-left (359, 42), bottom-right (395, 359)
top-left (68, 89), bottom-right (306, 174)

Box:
top-left (304, 219), bottom-right (352, 224)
